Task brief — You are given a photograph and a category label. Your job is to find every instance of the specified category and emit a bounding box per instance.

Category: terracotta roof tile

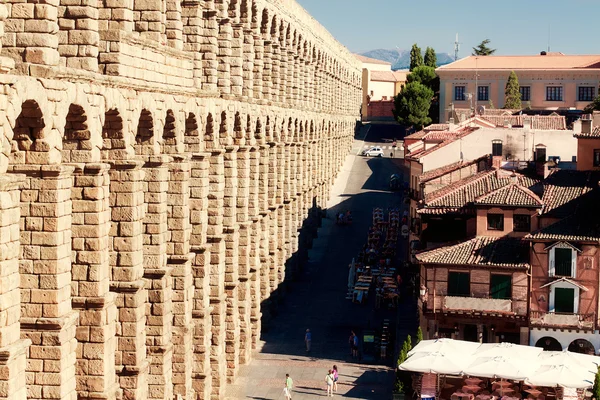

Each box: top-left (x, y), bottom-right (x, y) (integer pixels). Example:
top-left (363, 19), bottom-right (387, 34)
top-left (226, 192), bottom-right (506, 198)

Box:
top-left (404, 124), bottom-right (450, 140)
top-left (437, 54), bottom-right (600, 71)
top-left (416, 236), bottom-right (530, 268)
top-left (419, 169), bottom-right (538, 214)
top-left (371, 71), bottom-right (403, 82)
top-left (419, 155), bottom-right (491, 184)
top-left (411, 127), bottom-right (480, 159)
top-left (538, 170), bottom-right (600, 218)
top-left (474, 183), bottom-right (543, 207)
top-left (574, 125), bottom-right (600, 138)
top-left (355, 54), bottom-right (391, 65)
top-left (481, 115), bottom-right (567, 130)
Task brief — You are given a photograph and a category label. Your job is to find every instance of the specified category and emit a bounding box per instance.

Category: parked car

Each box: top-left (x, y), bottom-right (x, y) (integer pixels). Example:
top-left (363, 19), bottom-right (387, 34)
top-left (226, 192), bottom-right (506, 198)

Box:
top-left (361, 147), bottom-right (384, 157)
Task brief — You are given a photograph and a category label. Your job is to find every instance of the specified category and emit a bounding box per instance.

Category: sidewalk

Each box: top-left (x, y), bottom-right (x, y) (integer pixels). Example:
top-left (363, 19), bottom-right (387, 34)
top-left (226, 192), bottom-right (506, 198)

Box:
top-left (225, 145), bottom-right (402, 400)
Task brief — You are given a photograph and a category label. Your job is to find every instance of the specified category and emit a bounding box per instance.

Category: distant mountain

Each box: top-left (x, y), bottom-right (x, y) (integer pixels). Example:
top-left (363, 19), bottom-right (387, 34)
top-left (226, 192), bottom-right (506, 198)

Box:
top-left (360, 49), bottom-right (454, 71)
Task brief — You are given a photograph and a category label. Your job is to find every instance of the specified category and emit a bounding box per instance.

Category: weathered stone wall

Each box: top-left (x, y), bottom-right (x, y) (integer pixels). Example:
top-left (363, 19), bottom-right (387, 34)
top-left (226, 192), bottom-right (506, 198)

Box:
top-left (0, 0), bottom-right (361, 399)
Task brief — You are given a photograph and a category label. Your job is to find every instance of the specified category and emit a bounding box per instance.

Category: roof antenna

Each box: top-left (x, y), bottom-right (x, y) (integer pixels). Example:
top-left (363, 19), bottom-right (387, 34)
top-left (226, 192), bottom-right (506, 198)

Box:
top-left (547, 24), bottom-right (551, 53)
top-left (454, 33), bottom-right (461, 61)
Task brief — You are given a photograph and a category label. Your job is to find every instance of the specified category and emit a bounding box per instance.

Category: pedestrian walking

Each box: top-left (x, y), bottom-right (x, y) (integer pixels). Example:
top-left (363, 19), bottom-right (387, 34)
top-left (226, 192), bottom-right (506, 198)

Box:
top-left (305, 329), bottom-right (312, 352)
top-left (285, 374), bottom-right (293, 400)
top-left (352, 333), bottom-right (359, 358)
top-left (332, 365), bottom-right (339, 392)
top-left (348, 331), bottom-right (355, 356)
top-left (325, 369), bottom-right (334, 397)
top-left (282, 386), bottom-right (291, 400)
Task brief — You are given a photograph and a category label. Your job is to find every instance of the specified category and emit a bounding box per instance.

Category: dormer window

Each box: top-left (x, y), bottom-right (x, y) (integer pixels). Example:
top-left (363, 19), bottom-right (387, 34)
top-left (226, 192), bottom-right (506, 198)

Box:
top-left (548, 242), bottom-right (578, 278)
top-left (487, 213), bottom-right (504, 231)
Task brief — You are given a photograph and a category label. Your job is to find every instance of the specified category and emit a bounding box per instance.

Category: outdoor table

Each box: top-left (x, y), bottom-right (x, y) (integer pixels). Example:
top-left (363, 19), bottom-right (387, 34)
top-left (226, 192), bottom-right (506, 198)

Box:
top-left (465, 378), bottom-right (484, 386)
top-left (493, 388), bottom-right (514, 397)
top-left (452, 392), bottom-right (474, 400)
top-left (525, 389), bottom-right (542, 398)
top-left (463, 385), bottom-right (483, 394)
top-left (493, 381), bottom-right (512, 388)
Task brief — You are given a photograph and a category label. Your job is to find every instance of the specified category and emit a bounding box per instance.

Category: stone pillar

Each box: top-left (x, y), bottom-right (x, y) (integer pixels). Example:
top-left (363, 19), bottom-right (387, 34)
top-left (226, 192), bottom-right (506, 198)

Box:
top-left (247, 147), bottom-right (261, 348)
top-left (270, 43), bottom-right (281, 104)
top-left (189, 153), bottom-right (211, 400)
top-left (241, 27), bottom-right (254, 99)
top-left (278, 43), bottom-right (288, 105)
top-left (217, 17), bottom-right (232, 97)
top-left (236, 147), bottom-right (251, 364)
top-left (141, 156), bottom-right (173, 400)
top-left (292, 54), bottom-right (300, 107)
top-left (201, 7), bottom-right (219, 92)
top-left (283, 142), bottom-right (291, 203)
top-left (5, 0), bottom-right (60, 67)
top-left (70, 163), bottom-right (118, 400)
top-left (267, 143), bottom-right (277, 210)
top-left (167, 156), bottom-right (194, 400)
top-left (262, 41), bottom-right (272, 103)
top-left (132, 0), bottom-right (166, 43)
top-left (207, 149), bottom-right (226, 398)
top-left (181, 0), bottom-right (204, 89)
top-left (252, 32), bottom-right (263, 101)
top-left (108, 160), bottom-right (149, 400)
top-left (230, 24), bottom-right (243, 97)
top-left (12, 164), bottom-right (77, 400)
top-left (275, 143), bottom-right (285, 206)
top-left (0, 174), bottom-right (29, 400)
top-left (165, 0), bottom-right (183, 49)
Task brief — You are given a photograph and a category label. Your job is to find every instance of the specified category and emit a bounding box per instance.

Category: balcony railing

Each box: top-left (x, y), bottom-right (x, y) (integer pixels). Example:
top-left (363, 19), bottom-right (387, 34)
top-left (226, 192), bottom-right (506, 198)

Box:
top-left (530, 310), bottom-right (596, 330)
top-left (425, 295), bottom-right (522, 316)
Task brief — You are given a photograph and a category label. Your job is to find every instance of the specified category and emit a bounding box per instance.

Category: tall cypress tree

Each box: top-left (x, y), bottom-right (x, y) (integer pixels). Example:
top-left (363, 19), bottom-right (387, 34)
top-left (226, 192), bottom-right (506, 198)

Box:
top-left (504, 71), bottom-right (522, 109)
top-left (424, 47), bottom-right (437, 68)
top-left (409, 44), bottom-right (423, 71)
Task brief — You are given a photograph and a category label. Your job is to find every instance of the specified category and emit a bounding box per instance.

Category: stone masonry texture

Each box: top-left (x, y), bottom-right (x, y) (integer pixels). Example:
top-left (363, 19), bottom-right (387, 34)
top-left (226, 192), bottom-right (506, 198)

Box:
top-left (0, 0), bottom-right (362, 399)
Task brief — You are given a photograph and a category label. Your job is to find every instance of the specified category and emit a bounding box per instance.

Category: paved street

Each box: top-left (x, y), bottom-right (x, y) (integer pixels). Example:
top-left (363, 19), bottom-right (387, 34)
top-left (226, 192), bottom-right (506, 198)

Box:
top-left (354, 123), bottom-right (406, 159)
top-left (225, 126), bottom-right (416, 400)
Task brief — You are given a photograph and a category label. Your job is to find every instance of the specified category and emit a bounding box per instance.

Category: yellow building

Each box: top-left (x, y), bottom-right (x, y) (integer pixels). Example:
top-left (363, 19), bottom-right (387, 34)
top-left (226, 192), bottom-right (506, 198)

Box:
top-left (436, 53), bottom-right (600, 123)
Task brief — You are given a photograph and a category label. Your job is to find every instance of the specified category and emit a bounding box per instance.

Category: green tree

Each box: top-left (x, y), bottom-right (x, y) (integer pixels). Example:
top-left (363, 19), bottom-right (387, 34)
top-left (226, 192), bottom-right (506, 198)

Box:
top-left (393, 82), bottom-right (434, 129)
top-left (409, 44), bottom-right (423, 71)
top-left (407, 66), bottom-right (438, 91)
top-left (416, 327), bottom-right (423, 344)
top-left (504, 71), bottom-right (522, 109)
top-left (584, 95), bottom-right (600, 114)
top-left (395, 335), bottom-right (414, 394)
top-left (593, 366), bottom-right (600, 400)
top-left (424, 47), bottom-right (437, 68)
top-left (472, 39), bottom-right (496, 56)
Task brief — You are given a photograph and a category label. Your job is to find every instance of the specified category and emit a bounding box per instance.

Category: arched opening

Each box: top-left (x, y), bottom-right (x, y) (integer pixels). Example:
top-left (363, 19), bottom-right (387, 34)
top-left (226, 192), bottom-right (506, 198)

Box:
top-left (255, 118), bottom-right (262, 140)
top-left (204, 113), bottom-right (214, 150)
top-left (246, 115), bottom-right (252, 141)
top-left (234, 112), bottom-right (243, 141)
top-left (101, 109), bottom-right (126, 161)
top-left (219, 111), bottom-right (228, 141)
top-left (568, 339), bottom-right (595, 355)
top-left (135, 109), bottom-right (154, 156)
top-left (535, 336), bottom-right (563, 352)
top-left (63, 104), bottom-right (91, 163)
top-left (184, 112), bottom-right (200, 153)
top-left (162, 109), bottom-right (177, 153)
top-left (11, 100), bottom-right (45, 164)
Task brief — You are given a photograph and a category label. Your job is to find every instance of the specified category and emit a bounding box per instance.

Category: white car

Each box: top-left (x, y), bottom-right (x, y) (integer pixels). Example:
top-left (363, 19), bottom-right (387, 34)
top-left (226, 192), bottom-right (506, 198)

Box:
top-left (362, 147), bottom-right (384, 157)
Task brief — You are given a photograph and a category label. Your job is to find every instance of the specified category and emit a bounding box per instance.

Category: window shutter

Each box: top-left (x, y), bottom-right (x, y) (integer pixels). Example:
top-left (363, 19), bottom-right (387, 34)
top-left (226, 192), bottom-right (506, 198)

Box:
top-left (571, 251), bottom-right (577, 278)
top-left (549, 248), bottom-right (555, 277)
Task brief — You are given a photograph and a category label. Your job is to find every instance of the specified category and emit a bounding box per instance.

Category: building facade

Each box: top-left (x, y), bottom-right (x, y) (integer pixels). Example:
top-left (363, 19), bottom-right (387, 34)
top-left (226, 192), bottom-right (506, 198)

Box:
top-left (0, 1), bottom-right (362, 400)
top-left (437, 53), bottom-right (600, 123)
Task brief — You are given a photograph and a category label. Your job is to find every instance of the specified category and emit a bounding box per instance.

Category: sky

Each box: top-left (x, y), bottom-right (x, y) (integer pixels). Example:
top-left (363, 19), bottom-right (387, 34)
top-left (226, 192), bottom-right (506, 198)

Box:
top-left (295, 0), bottom-right (600, 57)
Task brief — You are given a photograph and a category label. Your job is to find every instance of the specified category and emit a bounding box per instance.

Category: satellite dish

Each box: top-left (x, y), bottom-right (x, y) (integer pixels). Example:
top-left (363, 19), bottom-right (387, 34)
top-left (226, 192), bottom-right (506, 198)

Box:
top-left (477, 105), bottom-right (485, 115)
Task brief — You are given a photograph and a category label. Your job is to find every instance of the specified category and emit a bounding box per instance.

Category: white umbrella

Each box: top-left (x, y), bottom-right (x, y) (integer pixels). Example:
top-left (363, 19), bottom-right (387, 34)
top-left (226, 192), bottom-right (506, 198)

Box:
top-left (347, 258), bottom-right (356, 291)
top-left (408, 338), bottom-right (479, 357)
top-left (474, 342), bottom-right (543, 360)
top-left (400, 351), bottom-right (471, 375)
top-left (538, 349), bottom-right (599, 370)
top-left (525, 363), bottom-right (595, 389)
top-left (463, 355), bottom-right (537, 380)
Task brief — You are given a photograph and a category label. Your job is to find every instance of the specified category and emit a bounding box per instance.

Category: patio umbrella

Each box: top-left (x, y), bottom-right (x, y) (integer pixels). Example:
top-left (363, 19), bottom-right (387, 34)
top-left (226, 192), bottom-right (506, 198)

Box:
top-left (462, 355), bottom-right (537, 381)
top-left (525, 363), bottom-right (595, 389)
top-left (408, 338), bottom-right (479, 357)
top-left (399, 351), bottom-right (471, 375)
top-left (347, 258), bottom-right (356, 291)
top-left (473, 342), bottom-right (542, 360)
top-left (538, 350), bottom-right (599, 371)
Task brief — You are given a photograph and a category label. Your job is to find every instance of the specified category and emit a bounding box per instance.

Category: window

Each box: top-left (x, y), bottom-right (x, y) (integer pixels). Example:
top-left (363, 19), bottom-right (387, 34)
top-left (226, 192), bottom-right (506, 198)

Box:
top-left (455, 86), bottom-right (466, 101)
top-left (546, 86), bottom-right (563, 101)
top-left (535, 147), bottom-right (546, 162)
top-left (448, 272), bottom-right (470, 297)
top-left (519, 86), bottom-right (531, 101)
top-left (478, 86), bottom-right (489, 101)
top-left (513, 214), bottom-right (531, 232)
top-left (492, 140), bottom-right (502, 157)
top-left (578, 87), bottom-right (595, 102)
top-left (490, 274), bottom-right (512, 300)
top-left (382, 96), bottom-right (388, 100)
top-left (554, 287), bottom-right (575, 313)
top-left (594, 149), bottom-right (600, 167)
top-left (487, 214), bottom-right (504, 230)
top-left (555, 248), bottom-right (573, 277)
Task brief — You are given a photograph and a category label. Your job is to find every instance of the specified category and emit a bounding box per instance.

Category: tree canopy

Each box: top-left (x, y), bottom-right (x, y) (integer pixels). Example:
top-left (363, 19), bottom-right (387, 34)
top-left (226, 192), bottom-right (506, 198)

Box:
top-left (472, 39), bottom-right (496, 56)
top-left (424, 47), bottom-right (437, 68)
top-left (407, 66), bottom-right (439, 92)
top-left (392, 81), bottom-right (434, 130)
top-left (409, 44), bottom-right (423, 71)
top-left (504, 71), bottom-right (522, 109)
top-left (584, 95), bottom-right (600, 114)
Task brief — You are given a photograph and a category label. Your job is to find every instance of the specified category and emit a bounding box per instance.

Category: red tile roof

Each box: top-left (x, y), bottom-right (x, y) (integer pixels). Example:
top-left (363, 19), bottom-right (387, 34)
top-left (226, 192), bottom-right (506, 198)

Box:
top-left (474, 183), bottom-right (543, 207)
top-left (574, 125), bottom-right (600, 138)
top-left (419, 155), bottom-right (491, 184)
top-left (437, 54), bottom-right (600, 71)
top-left (481, 115), bottom-right (567, 130)
top-left (371, 71), bottom-right (405, 82)
top-left (538, 170), bottom-right (600, 218)
top-left (355, 54), bottom-right (392, 65)
top-left (416, 236), bottom-right (530, 268)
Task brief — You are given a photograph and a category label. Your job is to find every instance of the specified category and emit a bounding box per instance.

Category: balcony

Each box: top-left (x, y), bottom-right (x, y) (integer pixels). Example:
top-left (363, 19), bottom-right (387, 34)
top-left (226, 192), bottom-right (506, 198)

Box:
top-left (530, 310), bottom-right (596, 330)
top-left (425, 295), bottom-right (525, 318)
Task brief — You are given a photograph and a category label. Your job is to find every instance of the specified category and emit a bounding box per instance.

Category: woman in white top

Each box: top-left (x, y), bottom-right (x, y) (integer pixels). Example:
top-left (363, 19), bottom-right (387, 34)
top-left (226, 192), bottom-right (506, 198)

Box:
top-left (325, 369), bottom-right (334, 397)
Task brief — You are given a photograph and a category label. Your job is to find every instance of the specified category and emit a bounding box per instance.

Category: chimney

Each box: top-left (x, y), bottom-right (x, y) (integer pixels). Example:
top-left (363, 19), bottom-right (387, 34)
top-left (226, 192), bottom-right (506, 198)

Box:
top-left (492, 156), bottom-right (502, 169)
top-left (581, 115), bottom-right (593, 135)
top-left (572, 120), bottom-right (582, 134)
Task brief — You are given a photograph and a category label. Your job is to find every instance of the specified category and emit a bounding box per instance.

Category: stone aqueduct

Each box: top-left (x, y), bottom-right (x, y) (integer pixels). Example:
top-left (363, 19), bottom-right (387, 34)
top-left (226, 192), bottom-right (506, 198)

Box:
top-left (0, 0), bottom-right (362, 399)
